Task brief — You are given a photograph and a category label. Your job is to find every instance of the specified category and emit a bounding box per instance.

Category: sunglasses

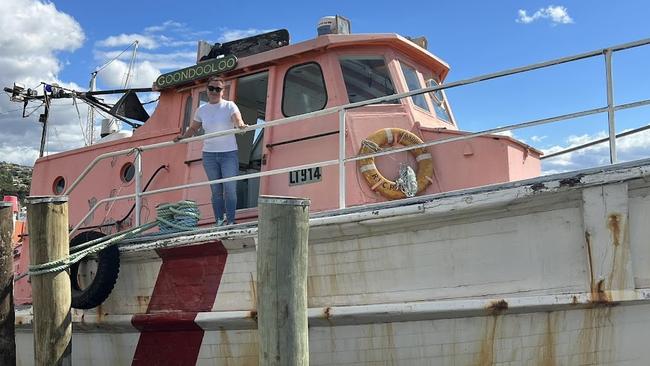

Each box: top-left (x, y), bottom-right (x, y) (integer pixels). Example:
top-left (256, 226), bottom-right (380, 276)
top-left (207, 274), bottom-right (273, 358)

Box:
top-left (207, 86), bottom-right (223, 92)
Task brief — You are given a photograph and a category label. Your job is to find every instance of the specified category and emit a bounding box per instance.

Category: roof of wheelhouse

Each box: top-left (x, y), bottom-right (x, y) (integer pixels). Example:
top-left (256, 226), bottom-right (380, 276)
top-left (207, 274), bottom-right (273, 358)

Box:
top-left (173, 33), bottom-right (451, 91)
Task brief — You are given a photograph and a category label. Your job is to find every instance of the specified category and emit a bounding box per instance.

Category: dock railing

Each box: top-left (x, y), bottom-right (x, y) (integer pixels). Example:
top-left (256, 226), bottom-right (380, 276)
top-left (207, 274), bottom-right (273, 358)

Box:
top-left (65, 37), bottom-right (650, 235)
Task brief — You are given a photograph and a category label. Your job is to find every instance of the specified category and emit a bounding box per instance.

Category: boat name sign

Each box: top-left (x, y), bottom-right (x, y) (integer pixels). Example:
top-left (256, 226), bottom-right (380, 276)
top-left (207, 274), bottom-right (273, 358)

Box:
top-left (154, 55), bottom-right (238, 90)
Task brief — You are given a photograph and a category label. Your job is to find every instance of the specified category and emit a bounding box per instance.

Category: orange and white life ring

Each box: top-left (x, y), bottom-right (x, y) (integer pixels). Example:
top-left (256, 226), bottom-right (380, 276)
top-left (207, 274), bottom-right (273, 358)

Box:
top-left (358, 128), bottom-right (433, 200)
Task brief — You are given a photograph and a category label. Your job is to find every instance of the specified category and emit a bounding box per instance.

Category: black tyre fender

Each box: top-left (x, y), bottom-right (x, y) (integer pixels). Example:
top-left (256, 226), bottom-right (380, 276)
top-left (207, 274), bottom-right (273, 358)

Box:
top-left (69, 231), bottom-right (120, 309)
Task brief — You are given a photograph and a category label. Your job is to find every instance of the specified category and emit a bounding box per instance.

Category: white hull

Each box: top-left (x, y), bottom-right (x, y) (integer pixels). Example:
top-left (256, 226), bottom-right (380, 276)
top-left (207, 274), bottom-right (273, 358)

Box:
top-left (15, 159), bottom-right (650, 365)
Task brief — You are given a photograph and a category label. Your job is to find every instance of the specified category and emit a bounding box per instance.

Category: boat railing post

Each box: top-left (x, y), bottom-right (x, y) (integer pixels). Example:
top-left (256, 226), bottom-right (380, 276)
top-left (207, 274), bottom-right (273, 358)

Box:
top-left (134, 149), bottom-right (142, 226)
top-left (257, 196), bottom-right (310, 365)
top-left (338, 109), bottom-right (346, 209)
top-left (26, 196), bottom-right (71, 366)
top-left (0, 202), bottom-right (16, 366)
top-left (605, 48), bottom-right (617, 164)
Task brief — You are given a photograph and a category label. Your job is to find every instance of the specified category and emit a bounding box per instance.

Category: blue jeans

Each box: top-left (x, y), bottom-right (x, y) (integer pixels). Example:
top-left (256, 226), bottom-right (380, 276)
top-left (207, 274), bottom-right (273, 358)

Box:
top-left (202, 150), bottom-right (239, 223)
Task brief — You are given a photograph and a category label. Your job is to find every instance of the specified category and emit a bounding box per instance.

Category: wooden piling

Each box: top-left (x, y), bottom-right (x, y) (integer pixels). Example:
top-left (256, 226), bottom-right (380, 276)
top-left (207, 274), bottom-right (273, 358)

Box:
top-left (0, 202), bottom-right (16, 365)
top-left (257, 196), bottom-right (310, 366)
top-left (27, 196), bottom-right (71, 366)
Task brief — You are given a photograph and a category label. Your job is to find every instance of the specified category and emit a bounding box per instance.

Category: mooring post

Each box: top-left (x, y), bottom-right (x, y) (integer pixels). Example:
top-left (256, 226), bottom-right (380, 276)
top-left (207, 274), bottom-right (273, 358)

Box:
top-left (257, 196), bottom-right (310, 365)
top-left (0, 202), bottom-right (16, 365)
top-left (27, 196), bottom-right (71, 366)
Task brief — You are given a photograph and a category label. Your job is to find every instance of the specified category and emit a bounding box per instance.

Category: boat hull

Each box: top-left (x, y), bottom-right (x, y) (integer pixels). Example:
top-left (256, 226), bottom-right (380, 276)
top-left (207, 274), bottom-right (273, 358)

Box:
top-left (14, 159), bottom-right (650, 365)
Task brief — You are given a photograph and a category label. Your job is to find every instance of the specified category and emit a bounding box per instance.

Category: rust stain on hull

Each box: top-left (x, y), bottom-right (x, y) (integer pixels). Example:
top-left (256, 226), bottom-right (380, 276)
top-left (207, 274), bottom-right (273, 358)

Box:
top-left (538, 312), bottom-right (557, 366)
top-left (487, 299), bottom-right (508, 315)
top-left (477, 315), bottom-right (499, 366)
top-left (249, 272), bottom-right (257, 308)
top-left (578, 307), bottom-right (615, 365)
top-left (608, 212), bottom-right (631, 292)
top-left (219, 329), bottom-right (233, 366)
top-left (136, 295), bottom-right (150, 313)
top-left (585, 231), bottom-right (616, 305)
top-left (476, 299), bottom-right (508, 365)
top-left (607, 213), bottom-right (622, 247)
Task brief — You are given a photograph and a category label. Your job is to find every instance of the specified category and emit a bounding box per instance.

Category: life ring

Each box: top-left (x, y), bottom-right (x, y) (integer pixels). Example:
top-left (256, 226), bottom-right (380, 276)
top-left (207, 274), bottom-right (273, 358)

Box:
top-left (69, 231), bottom-right (120, 309)
top-left (358, 128), bottom-right (433, 200)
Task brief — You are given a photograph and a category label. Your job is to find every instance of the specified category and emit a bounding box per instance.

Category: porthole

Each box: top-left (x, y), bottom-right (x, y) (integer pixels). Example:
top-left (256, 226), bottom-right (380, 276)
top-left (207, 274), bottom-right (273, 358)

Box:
top-left (53, 176), bottom-right (65, 195)
top-left (120, 162), bottom-right (135, 183)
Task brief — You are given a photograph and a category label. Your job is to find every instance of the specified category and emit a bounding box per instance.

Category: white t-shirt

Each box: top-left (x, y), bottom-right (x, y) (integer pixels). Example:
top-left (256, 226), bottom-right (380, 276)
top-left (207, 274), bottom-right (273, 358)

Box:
top-left (194, 100), bottom-right (240, 152)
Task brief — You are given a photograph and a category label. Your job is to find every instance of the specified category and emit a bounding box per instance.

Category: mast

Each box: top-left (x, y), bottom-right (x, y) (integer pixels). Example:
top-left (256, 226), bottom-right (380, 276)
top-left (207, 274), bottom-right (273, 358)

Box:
top-left (87, 71), bottom-right (97, 145)
top-left (38, 86), bottom-right (50, 158)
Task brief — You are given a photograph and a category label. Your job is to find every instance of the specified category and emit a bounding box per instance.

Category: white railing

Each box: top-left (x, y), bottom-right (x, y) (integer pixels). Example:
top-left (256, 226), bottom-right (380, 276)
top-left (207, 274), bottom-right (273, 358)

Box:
top-left (67, 37), bottom-right (650, 235)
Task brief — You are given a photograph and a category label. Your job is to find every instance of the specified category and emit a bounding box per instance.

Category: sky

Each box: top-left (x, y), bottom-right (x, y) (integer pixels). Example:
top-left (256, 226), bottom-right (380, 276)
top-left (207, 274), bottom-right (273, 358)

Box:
top-left (0, 0), bottom-right (649, 175)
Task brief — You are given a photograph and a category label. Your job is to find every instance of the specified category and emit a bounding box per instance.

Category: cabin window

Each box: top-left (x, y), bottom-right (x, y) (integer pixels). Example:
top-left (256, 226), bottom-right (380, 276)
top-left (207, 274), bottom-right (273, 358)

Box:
top-left (52, 176), bottom-right (65, 195)
top-left (234, 71), bottom-right (269, 209)
top-left (120, 163), bottom-right (135, 183)
top-left (339, 56), bottom-right (397, 104)
top-left (400, 62), bottom-right (430, 112)
top-left (426, 78), bottom-right (452, 123)
top-left (282, 62), bottom-right (327, 117)
top-left (181, 94), bottom-right (193, 132)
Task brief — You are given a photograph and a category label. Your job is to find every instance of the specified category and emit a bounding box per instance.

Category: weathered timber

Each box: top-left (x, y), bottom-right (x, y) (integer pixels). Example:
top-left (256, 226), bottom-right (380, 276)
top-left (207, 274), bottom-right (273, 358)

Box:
top-left (0, 202), bottom-right (16, 365)
top-left (257, 196), bottom-right (310, 366)
top-left (27, 196), bottom-right (71, 366)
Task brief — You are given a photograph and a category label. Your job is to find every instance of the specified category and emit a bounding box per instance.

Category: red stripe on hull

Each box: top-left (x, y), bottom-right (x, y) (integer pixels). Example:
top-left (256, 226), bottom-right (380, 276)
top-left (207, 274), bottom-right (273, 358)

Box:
top-left (132, 242), bottom-right (227, 365)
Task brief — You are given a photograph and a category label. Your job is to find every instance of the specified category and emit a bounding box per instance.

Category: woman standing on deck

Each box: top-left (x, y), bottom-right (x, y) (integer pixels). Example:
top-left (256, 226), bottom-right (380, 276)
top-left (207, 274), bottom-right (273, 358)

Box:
top-left (175, 76), bottom-right (247, 225)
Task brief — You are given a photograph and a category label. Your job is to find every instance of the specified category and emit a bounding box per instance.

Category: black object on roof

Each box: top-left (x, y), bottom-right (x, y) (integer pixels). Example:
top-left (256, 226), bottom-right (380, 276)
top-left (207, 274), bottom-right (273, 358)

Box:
top-left (109, 90), bottom-right (150, 123)
top-left (200, 29), bottom-right (290, 61)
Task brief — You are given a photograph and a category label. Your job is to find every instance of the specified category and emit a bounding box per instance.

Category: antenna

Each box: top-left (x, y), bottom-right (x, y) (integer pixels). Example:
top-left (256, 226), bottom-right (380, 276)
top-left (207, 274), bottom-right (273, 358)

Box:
top-left (86, 40), bottom-right (139, 144)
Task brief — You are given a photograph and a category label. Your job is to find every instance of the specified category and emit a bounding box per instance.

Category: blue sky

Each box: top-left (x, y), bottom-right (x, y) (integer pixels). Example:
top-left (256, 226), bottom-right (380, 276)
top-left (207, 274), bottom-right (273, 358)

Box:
top-left (1, 0), bottom-right (649, 173)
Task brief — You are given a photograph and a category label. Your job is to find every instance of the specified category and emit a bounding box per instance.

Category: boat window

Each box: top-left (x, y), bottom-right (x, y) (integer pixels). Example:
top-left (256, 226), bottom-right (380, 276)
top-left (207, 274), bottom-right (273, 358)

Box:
top-left (426, 78), bottom-right (452, 123)
top-left (235, 71), bottom-right (269, 209)
top-left (282, 62), bottom-right (327, 117)
top-left (52, 176), bottom-right (65, 195)
top-left (400, 62), bottom-right (430, 112)
top-left (182, 94), bottom-right (193, 132)
top-left (339, 56), bottom-right (397, 104)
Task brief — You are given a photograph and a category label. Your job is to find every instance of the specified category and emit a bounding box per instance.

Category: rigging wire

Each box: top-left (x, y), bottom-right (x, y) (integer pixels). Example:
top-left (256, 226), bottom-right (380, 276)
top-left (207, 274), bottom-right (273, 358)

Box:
top-left (95, 41), bottom-right (139, 74)
top-left (72, 94), bottom-right (91, 146)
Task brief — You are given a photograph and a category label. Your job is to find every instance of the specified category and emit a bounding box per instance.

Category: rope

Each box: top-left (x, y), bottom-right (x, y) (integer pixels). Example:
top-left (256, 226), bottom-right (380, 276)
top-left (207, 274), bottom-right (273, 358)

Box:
top-left (28, 200), bottom-right (200, 276)
top-left (395, 163), bottom-right (418, 197)
top-left (156, 201), bottom-right (200, 233)
top-left (361, 139), bottom-right (382, 153)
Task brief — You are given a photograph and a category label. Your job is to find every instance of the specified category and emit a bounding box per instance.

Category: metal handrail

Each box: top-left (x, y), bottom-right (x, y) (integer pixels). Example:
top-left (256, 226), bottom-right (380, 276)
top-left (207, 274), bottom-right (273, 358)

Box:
top-left (65, 36), bottom-right (650, 197)
top-left (66, 37), bottom-right (650, 231)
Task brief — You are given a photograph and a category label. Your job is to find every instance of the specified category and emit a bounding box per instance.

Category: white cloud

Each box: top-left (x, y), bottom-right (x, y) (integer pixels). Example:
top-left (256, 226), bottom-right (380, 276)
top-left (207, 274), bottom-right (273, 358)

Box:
top-left (144, 20), bottom-right (184, 34)
top-left (94, 50), bottom-right (196, 70)
top-left (517, 6), bottom-right (574, 25)
top-left (98, 60), bottom-right (161, 88)
top-left (0, 0), bottom-right (86, 166)
top-left (541, 129), bottom-right (650, 174)
top-left (531, 135), bottom-right (547, 142)
top-left (96, 34), bottom-right (159, 49)
top-left (493, 129), bottom-right (527, 144)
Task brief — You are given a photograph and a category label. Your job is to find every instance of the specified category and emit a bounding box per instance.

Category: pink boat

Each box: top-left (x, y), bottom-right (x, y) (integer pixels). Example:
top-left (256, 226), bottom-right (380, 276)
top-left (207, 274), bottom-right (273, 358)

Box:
top-left (8, 16), bottom-right (650, 365)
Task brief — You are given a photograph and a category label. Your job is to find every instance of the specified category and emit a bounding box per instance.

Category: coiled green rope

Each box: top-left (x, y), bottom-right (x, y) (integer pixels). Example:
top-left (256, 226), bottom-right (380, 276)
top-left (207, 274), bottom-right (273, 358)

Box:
top-left (28, 200), bottom-right (200, 276)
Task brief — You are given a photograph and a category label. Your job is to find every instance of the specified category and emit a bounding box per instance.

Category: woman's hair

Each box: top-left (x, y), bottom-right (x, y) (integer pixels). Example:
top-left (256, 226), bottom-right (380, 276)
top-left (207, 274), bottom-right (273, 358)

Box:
top-left (208, 76), bottom-right (225, 83)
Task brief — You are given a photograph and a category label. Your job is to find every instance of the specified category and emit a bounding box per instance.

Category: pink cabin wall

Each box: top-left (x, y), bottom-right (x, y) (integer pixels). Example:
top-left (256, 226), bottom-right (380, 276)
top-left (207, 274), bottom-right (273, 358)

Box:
top-left (259, 46), bottom-right (456, 211)
top-left (30, 91), bottom-right (192, 232)
top-left (507, 143), bottom-right (542, 181)
top-left (419, 128), bottom-right (541, 192)
top-left (28, 35), bottom-right (541, 229)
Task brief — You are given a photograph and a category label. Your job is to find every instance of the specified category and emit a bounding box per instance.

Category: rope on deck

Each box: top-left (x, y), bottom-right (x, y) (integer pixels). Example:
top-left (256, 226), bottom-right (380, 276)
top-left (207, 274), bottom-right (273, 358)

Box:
top-left (28, 200), bottom-right (200, 276)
